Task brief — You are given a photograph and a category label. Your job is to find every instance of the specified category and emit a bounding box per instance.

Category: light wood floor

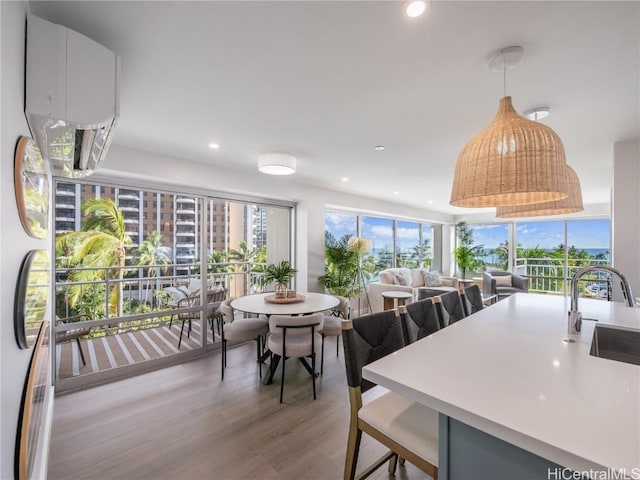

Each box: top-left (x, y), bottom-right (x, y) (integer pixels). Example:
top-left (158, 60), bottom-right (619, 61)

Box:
top-left (49, 339), bottom-right (431, 480)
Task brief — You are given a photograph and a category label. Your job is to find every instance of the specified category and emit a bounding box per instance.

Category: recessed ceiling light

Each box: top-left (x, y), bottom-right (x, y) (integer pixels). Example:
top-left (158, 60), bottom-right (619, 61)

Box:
top-left (393, 191), bottom-right (399, 195)
top-left (374, 145), bottom-right (385, 151)
top-left (208, 143), bottom-right (220, 149)
top-left (428, 200), bottom-right (434, 204)
top-left (341, 177), bottom-right (349, 182)
top-left (523, 107), bottom-right (550, 121)
top-left (405, 0), bottom-right (428, 17)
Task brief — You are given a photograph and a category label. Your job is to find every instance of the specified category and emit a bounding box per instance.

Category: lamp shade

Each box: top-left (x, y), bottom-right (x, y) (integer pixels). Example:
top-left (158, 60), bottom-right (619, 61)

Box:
top-left (450, 96), bottom-right (568, 207)
top-left (258, 153), bottom-right (296, 175)
top-left (496, 165), bottom-right (584, 218)
top-left (348, 237), bottom-right (372, 254)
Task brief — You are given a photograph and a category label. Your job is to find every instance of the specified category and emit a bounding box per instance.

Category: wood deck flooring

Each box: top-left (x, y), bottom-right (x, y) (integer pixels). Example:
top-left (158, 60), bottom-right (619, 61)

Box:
top-left (56, 320), bottom-right (216, 380)
top-left (49, 340), bottom-right (431, 480)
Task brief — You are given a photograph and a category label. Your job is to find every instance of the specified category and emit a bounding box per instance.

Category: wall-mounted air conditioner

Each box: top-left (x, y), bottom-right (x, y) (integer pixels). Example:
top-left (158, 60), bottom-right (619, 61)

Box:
top-left (25, 14), bottom-right (120, 178)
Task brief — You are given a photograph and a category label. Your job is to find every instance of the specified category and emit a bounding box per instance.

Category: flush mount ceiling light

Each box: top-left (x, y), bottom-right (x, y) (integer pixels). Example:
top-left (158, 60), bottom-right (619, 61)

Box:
top-left (374, 145), bottom-right (385, 151)
top-left (524, 107), bottom-right (550, 121)
top-left (450, 46), bottom-right (568, 208)
top-left (405, 0), bottom-right (428, 18)
top-left (258, 153), bottom-right (296, 175)
top-left (496, 165), bottom-right (584, 218)
top-left (208, 142), bottom-right (220, 149)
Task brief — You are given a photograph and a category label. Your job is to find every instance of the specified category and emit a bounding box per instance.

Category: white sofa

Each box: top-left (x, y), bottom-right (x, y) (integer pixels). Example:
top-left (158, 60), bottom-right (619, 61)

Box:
top-left (367, 268), bottom-right (459, 313)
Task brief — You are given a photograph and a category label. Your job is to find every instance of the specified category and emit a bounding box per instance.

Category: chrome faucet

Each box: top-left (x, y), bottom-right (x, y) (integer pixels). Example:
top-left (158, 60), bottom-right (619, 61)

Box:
top-left (568, 266), bottom-right (634, 335)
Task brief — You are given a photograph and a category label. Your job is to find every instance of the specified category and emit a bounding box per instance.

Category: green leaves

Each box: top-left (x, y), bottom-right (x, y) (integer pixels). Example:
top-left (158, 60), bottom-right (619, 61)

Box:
top-left (263, 260), bottom-right (297, 285)
top-left (318, 234), bottom-right (362, 298)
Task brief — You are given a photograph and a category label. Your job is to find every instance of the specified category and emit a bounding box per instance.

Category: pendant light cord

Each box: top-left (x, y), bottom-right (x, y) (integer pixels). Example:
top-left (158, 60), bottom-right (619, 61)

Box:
top-left (503, 60), bottom-right (507, 97)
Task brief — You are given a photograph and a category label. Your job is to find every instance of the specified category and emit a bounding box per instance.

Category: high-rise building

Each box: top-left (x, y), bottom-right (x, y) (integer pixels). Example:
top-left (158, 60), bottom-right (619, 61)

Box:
top-left (53, 182), bottom-right (265, 270)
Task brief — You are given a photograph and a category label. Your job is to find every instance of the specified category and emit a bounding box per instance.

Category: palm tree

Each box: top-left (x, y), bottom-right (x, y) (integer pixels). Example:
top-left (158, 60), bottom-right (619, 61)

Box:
top-left (133, 231), bottom-right (171, 277)
top-left (132, 231), bottom-right (171, 304)
top-left (229, 240), bottom-right (260, 294)
top-left (56, 198), bottom-right (131, 318)
top-left (454, 222), bottom-right (484, 279)
top-left (318, 233), bottom-right (362, 298)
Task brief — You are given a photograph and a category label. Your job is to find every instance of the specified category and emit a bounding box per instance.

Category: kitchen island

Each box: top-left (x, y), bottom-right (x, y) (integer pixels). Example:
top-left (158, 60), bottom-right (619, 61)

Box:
top-left (363, 293), bottom-right (640, 479)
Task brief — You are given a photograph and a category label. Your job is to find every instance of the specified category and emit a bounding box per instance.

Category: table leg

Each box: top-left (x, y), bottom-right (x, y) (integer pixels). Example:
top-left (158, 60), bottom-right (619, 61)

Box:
top-left (383, 297), bottom-right (394, 311)
top-left (264, 354), bottom-right (280, 385)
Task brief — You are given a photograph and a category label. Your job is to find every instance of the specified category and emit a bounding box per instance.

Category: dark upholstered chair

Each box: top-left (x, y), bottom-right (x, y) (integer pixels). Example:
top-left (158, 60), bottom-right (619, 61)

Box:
top-left (462, 284), bottom-right (484, 316)
top-left (267, 313), bottom-right (324, 403)
top-left (55, 315), bottom-right (92, 366)
top-left (321, 295), bottom-right (350, 374)
top-left (219, 299), bottom-right (268, 380)
top-left (483, 270), bottom-right (529, 299)
top-left (434, 290), bottom-right (466, 328)
top-left (342, 310), bottom-right (438, 480)
top-left (399, 297), bottom-right (440, 345)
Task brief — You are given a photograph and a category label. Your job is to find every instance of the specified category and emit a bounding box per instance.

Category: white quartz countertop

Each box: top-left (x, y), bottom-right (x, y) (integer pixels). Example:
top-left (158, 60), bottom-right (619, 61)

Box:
top-left (363, 293), bottom-right (640, 474)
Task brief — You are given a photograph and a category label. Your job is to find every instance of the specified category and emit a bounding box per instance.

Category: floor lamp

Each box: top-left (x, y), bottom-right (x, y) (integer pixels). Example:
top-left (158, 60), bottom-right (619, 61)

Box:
top-left (349, 237), bottom-right (372, 315)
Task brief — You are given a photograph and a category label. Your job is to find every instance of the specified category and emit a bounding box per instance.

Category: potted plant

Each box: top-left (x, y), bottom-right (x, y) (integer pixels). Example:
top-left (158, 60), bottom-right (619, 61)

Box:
top-left (318, 233), bottom-right (363, 298)
top-left (264, 260), bottom-right (297, 298)
top-left (454, 221), bottom-right (484, 279)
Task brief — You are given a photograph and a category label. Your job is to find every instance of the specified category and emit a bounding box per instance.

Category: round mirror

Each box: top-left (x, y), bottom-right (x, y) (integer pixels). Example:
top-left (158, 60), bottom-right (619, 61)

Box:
top-left (14, 137), bottom-right (50, 239)
top-left (15, 250), bottom-right (50, 349)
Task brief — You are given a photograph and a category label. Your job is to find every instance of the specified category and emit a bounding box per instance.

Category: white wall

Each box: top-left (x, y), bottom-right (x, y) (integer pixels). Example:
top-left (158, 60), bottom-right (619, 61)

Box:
top-left (613, 139), bottom-right (640, 297)
top-left (1, 2), bottom-right (53, 478)
top-left (96, 144), bottom-right (454, 293)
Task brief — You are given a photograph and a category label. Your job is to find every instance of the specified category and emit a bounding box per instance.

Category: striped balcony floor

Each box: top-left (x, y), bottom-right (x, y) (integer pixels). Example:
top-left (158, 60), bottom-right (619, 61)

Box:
top-left (56, 320), bottom-right (219, 380)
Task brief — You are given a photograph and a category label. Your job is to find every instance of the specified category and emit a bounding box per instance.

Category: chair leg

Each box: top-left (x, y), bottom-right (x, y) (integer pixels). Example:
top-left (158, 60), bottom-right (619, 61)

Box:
top-left (311, 329), bottom-right (317, 400)
top-left (255, 337), bottom-right (262, 379)
top-left (187, 319), bottom-right (192, 338)
top-left (221, 339), bottom-right (226, 380)
top-left (279, 356), bottom-right (286, 404)
top-left (311, 352), bottom-right (317, 400)
top-left (75, 337), bottom-right (87, 366)
top-left (321, 334), bottom-right (326, 375)
top-left (336, 334), bottom-right (340, 357)
top-left (344, 426), bottom-right (362, 480)
top-left (178, 321), bottom-right (186, 349)
top-left (388, 453), bottom-right (399, 474)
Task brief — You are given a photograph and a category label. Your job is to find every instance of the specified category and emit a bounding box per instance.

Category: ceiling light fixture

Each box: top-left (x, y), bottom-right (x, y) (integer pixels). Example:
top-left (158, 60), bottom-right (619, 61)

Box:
top-left (496, 165), bottom-right (583, 218)
top-left (405, 0), bottom-right (428, 18)
top-left (524, 107), bottom-right (550, 121)
top-left (374, 145), bottom-right (385, 151)
top-left (342, 177), bottom-right (349, 182)
top-left (257, 153), bottom-right (296, 175)
top-left (450, 46), bottom-right (568, 208)
top-left (208, 142), bottom-right (220, 149)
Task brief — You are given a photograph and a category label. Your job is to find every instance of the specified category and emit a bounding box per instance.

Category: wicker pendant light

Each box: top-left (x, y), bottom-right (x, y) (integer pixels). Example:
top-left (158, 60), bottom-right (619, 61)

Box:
top-left (496, 165), bottom-right (583, 218)
top-left (450, 46), bottom-right (569, 208)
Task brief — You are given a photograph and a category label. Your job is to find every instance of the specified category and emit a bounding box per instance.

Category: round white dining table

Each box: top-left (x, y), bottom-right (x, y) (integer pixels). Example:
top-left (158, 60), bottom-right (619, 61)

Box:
top-left (231, 292), bottom-right (339, 316)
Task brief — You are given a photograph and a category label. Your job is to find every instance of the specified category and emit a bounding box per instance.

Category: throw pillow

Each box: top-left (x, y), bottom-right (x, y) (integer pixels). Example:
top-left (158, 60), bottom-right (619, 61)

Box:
top-left (177, 286), bottom-right (192, 297)
top-left (188, 278), bottom-right (202, 294)
top-left (394, 272), bottom-right (412, 287)
top-left (423, 270), bottom-right (443, 287)
top-left (494, 275), bottom-right (512, 287)
top-left (164, 287), bottom-right (188, 302)
top-left (379, 270), bottom-right (395, 284)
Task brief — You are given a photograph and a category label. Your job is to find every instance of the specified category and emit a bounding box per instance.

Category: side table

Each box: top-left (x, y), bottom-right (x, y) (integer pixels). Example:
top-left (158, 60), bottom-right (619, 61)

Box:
top-left (381, 291), bottom-right (413, 311)
top-left (457, 279), bottom-right (474, 291)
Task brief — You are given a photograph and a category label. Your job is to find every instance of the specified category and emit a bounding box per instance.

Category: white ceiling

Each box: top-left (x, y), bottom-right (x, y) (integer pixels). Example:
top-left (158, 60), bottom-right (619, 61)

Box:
top-left (29, 1), bottom-right (639, 216)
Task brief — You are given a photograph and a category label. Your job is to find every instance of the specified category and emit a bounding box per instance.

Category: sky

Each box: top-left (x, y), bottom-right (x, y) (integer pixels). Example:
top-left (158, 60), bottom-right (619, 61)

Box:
top-left (473, 219), bottom-right (611, 250)
top-left (326, 212), bottom-right (611, 252)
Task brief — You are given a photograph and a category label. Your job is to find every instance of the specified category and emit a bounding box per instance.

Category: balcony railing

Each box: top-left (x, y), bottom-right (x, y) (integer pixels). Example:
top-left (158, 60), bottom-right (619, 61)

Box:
top-left (514, 257), bottom-right (611, 296)
top-left (54, 261), bottom-right (269, 387)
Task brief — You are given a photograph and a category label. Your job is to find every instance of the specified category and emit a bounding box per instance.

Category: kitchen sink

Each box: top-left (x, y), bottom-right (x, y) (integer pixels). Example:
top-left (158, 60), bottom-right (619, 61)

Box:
top-left (590, 325), bottom-right (640, 366)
